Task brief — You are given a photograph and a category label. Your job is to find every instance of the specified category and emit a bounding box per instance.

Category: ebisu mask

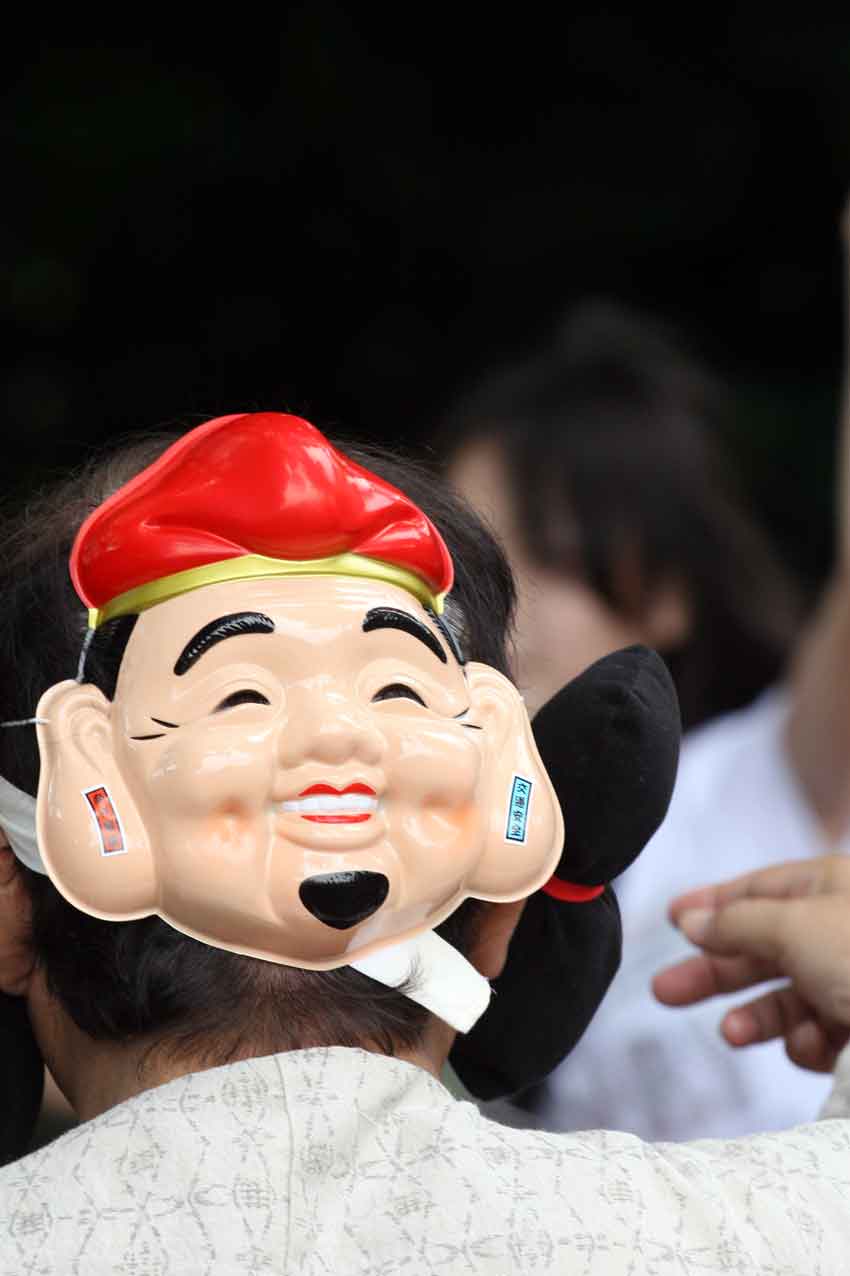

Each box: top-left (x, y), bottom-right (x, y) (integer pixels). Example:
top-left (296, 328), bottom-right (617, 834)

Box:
top-left (33, 415), bottom-right (563, 1028)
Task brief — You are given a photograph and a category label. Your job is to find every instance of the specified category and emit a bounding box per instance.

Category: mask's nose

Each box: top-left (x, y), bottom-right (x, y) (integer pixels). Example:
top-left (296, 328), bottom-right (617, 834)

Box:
top-left (278, 685), bottom-right (385, 768)
top-left (299, 871), bottom-right (389, 930)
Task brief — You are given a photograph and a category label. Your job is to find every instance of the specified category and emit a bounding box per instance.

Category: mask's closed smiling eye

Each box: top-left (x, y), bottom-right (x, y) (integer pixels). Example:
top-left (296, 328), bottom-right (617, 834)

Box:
top-left (129, 716), bottom-right (179, 742)
top-left (371, 683), bottom-right (427, 706)
top-left (214, 689), bottom-right (271, 713)
top-left (370, 683), bottom-right (482, 729)
top-left (128, 691), bottom-right (270, 740)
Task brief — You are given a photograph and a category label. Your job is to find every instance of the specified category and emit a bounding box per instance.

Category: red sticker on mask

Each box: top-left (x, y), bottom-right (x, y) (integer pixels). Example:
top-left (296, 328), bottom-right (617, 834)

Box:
top-left (83, 785), bottom-right (126, 856)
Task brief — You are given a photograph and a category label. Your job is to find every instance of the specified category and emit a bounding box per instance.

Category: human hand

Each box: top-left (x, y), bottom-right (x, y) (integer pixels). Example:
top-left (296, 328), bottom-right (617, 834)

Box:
top-left (652, 856), bottom-right (850, 1073)
top-left (0, 839), bottom-right (33, 996)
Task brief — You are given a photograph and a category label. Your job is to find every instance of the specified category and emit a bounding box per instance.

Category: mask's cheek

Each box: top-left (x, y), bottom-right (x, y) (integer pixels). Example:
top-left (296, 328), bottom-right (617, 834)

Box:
top-left (125, 726), bottom-right (277, 820)
top-left (115, 728), bottom-right (280, 930)
top-left (384, 724), bottom-right (486, 912)
top-left (388, 720), bottom-right (484, 801)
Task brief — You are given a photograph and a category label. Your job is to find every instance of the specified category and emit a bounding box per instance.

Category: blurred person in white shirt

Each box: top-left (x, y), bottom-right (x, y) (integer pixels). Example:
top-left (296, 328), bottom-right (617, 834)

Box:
top-left (445, 250), bottom-right (850, 1138)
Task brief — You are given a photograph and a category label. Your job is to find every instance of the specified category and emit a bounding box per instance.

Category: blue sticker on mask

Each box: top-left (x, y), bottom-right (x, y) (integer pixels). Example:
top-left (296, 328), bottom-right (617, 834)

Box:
top-left (505, 775), bottom-right (533, 844)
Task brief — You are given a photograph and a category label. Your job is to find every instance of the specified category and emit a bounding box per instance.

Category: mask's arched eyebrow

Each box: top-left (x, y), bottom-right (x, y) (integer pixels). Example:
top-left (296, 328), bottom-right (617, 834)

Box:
top-left (174, 612), bottom-right (275, 676)
top-left (362, 607), bottom-right (447, 664)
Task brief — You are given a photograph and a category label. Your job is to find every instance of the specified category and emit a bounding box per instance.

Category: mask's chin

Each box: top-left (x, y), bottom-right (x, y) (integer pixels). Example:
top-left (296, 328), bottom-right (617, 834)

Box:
top-left (298, 870), bottom-right (389, 930)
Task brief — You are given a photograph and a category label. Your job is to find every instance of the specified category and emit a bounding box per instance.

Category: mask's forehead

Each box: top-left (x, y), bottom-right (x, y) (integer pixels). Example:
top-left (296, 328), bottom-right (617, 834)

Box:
top-left (114, 574), bottom-right (455, 701)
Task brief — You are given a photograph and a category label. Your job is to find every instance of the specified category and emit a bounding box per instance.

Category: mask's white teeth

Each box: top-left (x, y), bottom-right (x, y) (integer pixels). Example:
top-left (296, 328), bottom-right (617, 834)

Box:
top-left (281, 794), bottom-right (379, 815)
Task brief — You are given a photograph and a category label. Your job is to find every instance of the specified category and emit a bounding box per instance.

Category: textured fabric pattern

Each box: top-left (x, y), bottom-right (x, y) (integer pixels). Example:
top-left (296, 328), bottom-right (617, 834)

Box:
top-left (2, 1046), bottom-right (850, 1273)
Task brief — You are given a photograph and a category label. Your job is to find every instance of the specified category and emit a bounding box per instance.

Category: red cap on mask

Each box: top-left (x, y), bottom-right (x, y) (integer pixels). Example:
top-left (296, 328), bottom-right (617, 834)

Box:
top-left (72, 413), bottom-right (454, 626)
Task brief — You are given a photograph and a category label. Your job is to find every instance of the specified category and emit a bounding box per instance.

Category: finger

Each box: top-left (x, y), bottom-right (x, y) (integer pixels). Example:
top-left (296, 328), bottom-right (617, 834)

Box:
top-left (668, 856), bottom-right (848, 925)
top-left (652, 952), bottom-right (779, 1007)
top-left (675, 896), bottom-right (801, 964)
top-left (719, 984), bottom-right (810, 1048)
top-left (785, 1018), bottom-right (846, 1074)
top-left (669, 861), bottom-right (815, 923)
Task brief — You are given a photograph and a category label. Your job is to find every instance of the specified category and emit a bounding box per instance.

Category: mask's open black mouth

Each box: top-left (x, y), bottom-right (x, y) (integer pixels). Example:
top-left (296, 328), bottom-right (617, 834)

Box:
top-left (299, 871), bottom-right (390, 930)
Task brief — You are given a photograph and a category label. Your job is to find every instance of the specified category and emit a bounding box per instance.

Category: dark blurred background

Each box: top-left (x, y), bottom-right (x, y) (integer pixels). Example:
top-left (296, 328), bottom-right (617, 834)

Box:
top-left (5, 12), bottom-right (850, 588)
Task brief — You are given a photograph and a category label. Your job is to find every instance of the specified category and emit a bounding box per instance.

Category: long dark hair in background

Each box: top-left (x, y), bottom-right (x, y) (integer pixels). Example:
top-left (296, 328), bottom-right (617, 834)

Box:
top-left (440, 301), bottom-right (802, 730)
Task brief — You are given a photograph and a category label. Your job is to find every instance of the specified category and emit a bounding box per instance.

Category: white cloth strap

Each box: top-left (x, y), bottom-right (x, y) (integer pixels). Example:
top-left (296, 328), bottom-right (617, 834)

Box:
top-left (0, 774), bottom-right (45, 874)
top-left (350, 930), bottom-right (491, 1033)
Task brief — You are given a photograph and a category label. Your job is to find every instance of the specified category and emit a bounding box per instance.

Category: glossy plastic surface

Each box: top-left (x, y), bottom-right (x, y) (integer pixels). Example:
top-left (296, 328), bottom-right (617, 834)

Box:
top-left (36, 575), bottom-right (563, 969)
top-left (71, 413), bottom-right (453, 623)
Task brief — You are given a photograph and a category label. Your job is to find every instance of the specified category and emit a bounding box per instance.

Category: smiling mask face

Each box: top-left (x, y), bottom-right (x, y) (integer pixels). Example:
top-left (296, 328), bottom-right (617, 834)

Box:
top-left (35, 574), bottom-right (562, 968)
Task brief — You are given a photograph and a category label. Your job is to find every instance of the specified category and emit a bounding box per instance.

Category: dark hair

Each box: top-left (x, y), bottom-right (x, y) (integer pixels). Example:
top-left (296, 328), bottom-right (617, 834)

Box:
top-left (0, 431), bottom-right (515, 1065)
top-left (440, 301), bottom-right (802, 729)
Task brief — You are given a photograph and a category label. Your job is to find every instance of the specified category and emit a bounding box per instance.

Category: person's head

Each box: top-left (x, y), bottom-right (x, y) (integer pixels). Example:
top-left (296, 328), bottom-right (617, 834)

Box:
top-left (444, 301), bottom-right (801, 725)
top-left (0, 422), bottom-right (535, 1108)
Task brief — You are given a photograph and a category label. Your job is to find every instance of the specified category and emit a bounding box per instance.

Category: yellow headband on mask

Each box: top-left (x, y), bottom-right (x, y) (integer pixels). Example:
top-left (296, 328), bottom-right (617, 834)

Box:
top-left (88, 551), bottom-right (446, 629)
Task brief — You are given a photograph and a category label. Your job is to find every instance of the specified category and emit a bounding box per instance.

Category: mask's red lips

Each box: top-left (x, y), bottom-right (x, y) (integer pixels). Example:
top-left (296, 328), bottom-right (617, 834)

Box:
top-left (298, 782), bottom-right (377, 797)
top-left (283, 782), bottom-right (379, 823)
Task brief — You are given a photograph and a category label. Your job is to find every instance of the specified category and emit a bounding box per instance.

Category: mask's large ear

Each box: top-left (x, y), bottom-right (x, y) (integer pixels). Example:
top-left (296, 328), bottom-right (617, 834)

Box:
top-left (464, 662), bottom-right (563, 898)
top-left (35, 680), bottom-right (157, 919)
